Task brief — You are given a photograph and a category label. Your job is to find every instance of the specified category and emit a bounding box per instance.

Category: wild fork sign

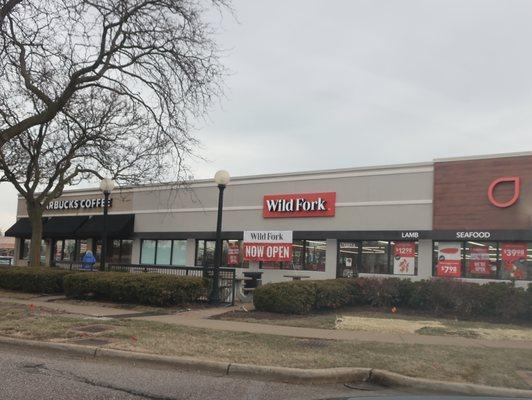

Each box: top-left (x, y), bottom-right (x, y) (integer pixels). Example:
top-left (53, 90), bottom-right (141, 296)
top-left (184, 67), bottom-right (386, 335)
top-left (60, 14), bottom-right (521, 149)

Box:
top-left (243, 231), bottom-right (293, 262)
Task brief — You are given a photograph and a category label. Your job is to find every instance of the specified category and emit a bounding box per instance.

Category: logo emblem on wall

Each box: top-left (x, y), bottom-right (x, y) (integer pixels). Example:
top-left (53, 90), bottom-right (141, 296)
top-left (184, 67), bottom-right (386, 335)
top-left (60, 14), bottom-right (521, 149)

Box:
top-left (487, 176), bottom-right (520, 208)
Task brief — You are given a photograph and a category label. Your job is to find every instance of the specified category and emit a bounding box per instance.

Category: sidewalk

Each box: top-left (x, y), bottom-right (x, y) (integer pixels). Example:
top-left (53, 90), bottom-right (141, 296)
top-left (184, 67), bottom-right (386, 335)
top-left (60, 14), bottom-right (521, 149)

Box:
top-left (0, 296), bottom-right (140, 318)
top-left (1, 296), bottom-right (531, 350)
top-left (138, 311), bottom-right (532, 350)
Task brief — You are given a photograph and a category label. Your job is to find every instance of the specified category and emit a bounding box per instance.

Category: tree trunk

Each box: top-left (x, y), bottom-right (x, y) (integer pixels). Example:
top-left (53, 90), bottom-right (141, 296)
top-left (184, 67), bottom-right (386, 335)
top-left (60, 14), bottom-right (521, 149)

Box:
top-left (27, 205), bottom-right (44, 268)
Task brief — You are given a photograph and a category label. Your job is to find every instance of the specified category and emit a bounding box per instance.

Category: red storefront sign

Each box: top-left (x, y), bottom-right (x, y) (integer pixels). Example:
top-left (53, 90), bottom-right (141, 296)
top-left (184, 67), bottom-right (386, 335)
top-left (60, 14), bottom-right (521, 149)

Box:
top-left (501, 242), bottom-right (527, 279)
top-left (263, 192), bottom-right (336, 218)
top-left (243, 231), bottom-right (293, 262)
top-left (227, 243), bottom-right (240, 265)
top-left (468, 246), bottom-right (490, 275)
top-left (436, 242), bottom-right (462, 277)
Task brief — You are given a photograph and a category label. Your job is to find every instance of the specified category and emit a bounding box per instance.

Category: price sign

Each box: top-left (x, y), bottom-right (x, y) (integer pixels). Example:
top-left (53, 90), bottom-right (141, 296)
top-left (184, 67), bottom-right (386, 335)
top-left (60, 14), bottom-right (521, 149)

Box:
top-left (393, 242), bottom-right (416, 275)
top-left (437, 242), bottom-right (462, 278)
top-left (227, 243), bottom-right (240, 265)
top-left (437, 260), bottom-right (461, 277)
top-left (501, 243), bottom-right (527, 279)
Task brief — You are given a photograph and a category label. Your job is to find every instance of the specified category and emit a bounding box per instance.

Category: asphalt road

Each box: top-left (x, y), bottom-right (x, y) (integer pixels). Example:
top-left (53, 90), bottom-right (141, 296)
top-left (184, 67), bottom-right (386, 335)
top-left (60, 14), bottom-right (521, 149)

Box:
top-left (0, 344), bottom-right (419, 400)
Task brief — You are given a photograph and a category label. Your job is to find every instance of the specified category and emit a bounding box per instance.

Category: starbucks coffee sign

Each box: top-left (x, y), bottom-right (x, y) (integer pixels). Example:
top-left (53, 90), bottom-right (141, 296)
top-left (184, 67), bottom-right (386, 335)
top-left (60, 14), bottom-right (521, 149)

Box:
top-left (46, 198), bottom-right (113, 211)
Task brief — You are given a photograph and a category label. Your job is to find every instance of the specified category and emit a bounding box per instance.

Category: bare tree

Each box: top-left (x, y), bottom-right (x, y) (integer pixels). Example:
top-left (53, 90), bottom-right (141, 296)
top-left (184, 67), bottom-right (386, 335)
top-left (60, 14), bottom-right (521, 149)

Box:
top-left (0, 0), bottom-right (228, 266)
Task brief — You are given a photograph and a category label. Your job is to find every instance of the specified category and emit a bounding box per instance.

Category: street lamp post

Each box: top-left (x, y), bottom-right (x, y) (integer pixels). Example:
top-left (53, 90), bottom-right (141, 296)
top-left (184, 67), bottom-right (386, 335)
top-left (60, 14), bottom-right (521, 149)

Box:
top-left (210, 170), bottom-right (230, 303)
top-left (99, 178), bottom-right (115, 271)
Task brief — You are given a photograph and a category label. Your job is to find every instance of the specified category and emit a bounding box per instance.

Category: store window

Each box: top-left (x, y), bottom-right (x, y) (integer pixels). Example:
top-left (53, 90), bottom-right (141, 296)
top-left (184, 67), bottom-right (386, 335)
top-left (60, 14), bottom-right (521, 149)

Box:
top-left (63, 239), bottom-right (77, 261)
top-left (433, 241), bottom-right (463, 278)
top-left (260, 240), bottom-right (327, 271)
top-left (433, 241), bottom-right (531, 280)
top-left (107, 239), bottom-right (133, 264)
top-left (54, 240), bottom-right (64, 262)
top-left (304, 240), bottom-right (326, 271)
top-left (140, 239), bottom-right (188, 266)
top-left (360, 241), bottom-right (389, 274)
top-left (337, 242), bottom-right (359, 277)
top-left (195, 240), bottom-right (248, 268)
top-left (77, 240), bottom-right (89, 261)
top-left (140, 240), bottom-right (156, 264)
top-left (338, 240), bottom-right (418, 276)
top-left (172, 240), bottom-right (187, 266)
top-left (20, 239), bottom-right (46, 264)
top-left (156, 240), bottom-right (172, 265)
top-left (465, 242), bottom-right (498, 278)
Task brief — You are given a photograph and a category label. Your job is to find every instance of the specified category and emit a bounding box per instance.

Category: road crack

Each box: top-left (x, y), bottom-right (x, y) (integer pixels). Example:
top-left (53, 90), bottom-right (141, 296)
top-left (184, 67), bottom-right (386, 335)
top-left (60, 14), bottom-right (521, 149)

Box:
top-left (17, 362), bottom-right (181, 400)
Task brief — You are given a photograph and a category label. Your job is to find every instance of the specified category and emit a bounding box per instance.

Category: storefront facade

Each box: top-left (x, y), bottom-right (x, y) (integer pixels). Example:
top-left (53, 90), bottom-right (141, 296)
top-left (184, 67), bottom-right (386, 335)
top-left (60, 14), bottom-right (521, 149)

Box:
top-left (6, 152), bottom-right (532, 286)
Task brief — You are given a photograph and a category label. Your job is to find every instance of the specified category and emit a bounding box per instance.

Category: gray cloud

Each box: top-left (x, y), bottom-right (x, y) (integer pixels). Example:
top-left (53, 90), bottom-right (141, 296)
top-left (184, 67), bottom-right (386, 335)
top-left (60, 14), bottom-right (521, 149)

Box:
top-left (3, 0), bottom-right (532, 229)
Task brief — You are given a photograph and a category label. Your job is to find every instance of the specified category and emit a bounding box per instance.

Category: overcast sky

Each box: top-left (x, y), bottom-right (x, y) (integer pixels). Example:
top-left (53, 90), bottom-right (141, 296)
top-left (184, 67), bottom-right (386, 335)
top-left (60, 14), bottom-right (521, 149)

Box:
top-left (2, 0), bottom-right (532, 232)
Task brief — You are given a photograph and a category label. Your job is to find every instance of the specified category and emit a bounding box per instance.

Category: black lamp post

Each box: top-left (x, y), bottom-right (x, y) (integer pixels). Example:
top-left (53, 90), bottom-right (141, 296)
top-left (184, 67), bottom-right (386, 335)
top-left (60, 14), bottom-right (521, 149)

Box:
top-left (99, 178), bottom-right (115, 271)
top-left (210, 170), bottom-right (230, 303)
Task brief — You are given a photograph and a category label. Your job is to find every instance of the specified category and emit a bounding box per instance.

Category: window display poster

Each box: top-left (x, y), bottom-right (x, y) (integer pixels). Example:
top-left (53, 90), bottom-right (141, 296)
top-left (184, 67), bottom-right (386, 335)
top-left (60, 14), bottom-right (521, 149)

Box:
top-left (227, 243), bottom-right (240, 265)
top-left (393, 242), bottom-right (416, 275)
top-left (437, 242), bottom-right (462, 277)
top-left (468, 246), bottom-right (491, 275)
top-left (501, 243), bottom-right (527, 279)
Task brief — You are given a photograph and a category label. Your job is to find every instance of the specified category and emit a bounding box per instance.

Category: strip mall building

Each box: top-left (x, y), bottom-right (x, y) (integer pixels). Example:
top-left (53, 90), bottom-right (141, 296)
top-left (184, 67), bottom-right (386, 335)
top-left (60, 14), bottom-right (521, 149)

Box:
top-left (6, 152), bottom-right (532, 287)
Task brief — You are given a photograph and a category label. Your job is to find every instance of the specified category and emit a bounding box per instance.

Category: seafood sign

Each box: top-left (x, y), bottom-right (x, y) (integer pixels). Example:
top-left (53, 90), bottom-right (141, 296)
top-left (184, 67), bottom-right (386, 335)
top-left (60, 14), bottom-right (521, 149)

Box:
top-left (243, 231), bottom-right (293, 262)
top-left (393, 242), bottom-right (416, 275)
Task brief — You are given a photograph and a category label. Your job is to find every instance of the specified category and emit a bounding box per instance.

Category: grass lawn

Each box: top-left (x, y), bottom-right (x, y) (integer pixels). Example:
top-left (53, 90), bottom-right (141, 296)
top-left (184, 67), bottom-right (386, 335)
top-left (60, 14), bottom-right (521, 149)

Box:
top-left (0, 302), bottom-right (530, 389)
top-left (214, 307), bottom-right (532, 341)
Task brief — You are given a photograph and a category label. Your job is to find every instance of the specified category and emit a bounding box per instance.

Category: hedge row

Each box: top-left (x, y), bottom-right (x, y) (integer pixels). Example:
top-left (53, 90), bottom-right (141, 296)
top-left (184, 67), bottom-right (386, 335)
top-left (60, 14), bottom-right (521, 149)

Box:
top-left (253, 278), bottom-right (532, 321)
top-left (63, 272), bottom-right (207, 306)
top-left (0, 267), bottom-right (75, 293)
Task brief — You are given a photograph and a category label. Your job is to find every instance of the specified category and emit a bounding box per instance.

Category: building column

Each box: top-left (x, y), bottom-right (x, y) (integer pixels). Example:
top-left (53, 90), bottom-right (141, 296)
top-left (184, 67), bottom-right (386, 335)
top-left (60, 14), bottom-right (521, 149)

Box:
top-left (131, 238), bottom-right (141, 264)
top-left (417, 239), bottom-right (433, 278)
top-left (325, 239), bottom-right (337, 279)
top-left (186, 238), bottom-right (196, 266)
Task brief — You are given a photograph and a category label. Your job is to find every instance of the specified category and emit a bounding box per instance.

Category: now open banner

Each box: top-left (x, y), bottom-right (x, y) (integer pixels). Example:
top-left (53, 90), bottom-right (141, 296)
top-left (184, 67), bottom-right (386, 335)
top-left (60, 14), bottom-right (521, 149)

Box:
top-left (243, 231), bottom-right (293, 262)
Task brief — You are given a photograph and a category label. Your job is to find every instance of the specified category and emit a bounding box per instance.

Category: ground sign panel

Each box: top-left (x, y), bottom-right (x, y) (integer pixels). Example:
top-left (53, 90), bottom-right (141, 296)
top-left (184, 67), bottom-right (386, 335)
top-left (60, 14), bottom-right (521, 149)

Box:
top-left (243, 231), bottom-right (293, 262)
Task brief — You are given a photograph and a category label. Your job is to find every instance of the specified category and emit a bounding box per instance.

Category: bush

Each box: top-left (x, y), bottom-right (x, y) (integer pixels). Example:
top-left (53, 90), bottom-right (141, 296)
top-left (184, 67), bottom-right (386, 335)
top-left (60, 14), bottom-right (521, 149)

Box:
top-left (63, 272), bottom-right (207, 306)
top-left (254, 277), bottom-right (532, 321)
top-left (315, 279), bottom-right (352, 310)
top-left (253, 281), bottom-right (316, 314)
top-left (0, 267), bottom-right (74, 293)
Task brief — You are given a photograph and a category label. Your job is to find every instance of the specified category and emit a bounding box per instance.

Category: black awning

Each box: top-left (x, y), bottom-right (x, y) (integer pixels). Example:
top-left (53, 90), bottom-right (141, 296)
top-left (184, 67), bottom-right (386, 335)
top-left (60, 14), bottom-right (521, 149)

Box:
top-left (5, 218), bottom-right (34, 238)
top-left (75, 214), bottom-right (134, 238)
top-left (43, 216), bottom-right (89, 238)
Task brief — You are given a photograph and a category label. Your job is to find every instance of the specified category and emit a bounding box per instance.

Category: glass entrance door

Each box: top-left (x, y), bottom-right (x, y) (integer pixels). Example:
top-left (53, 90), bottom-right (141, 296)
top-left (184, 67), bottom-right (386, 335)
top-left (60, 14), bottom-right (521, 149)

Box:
top-left (337, 241), bottom-right (359, 277)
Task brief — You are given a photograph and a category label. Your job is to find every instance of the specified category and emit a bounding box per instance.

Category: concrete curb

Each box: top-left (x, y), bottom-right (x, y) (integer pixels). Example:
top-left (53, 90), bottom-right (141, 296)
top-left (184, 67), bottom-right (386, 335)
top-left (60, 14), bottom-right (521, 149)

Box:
top-left (370, 369), bottom-right (532, 398)
top-left (1, 336), bottom-right (531, 397)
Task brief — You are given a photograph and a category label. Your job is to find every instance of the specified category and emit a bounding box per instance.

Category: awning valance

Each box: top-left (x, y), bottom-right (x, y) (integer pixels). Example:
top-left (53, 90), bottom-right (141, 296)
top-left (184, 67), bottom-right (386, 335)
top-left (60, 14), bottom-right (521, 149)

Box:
top-left (5, 218), bottom-right (35, 238)
top-left (5, 214), bottom-right (134, 239)
top-left (75, 214), bottom-right (134, 238)
top-left (43, 216), bottom-right (89, 238)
